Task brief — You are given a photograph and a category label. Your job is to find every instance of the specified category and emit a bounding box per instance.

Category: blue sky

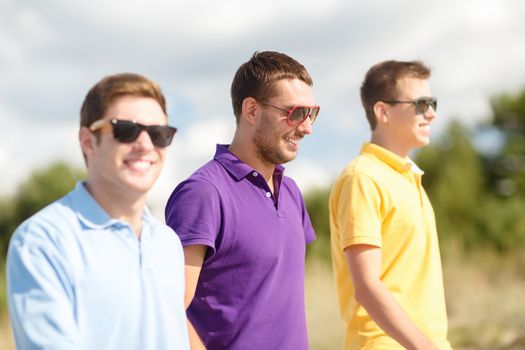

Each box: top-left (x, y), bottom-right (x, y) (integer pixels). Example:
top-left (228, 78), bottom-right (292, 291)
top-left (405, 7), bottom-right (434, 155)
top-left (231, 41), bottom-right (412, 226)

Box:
top-left (1, 0), bottom-right (524, 215)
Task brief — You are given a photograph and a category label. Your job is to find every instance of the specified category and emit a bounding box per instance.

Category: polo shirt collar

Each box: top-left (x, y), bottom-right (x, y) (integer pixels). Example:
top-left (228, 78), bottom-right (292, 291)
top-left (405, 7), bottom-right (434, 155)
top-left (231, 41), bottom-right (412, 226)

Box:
top-left (70, 181), bottom-right (154, 229)
top-left (214, 144), bottom-right (286, 181)
top-left (361, 142), bottom-right (424, 174)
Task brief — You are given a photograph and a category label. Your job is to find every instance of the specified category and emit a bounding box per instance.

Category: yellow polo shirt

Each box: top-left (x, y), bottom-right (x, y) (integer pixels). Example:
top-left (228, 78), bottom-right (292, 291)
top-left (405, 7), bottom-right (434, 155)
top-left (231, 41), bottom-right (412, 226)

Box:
top-left (330, 143), bottom-right (452, 349)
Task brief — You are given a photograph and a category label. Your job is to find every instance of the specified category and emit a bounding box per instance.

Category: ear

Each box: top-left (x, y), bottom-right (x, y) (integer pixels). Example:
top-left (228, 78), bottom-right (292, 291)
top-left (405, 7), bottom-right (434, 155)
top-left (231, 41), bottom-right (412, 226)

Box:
top-left (373, 101), bottom-right (389, 125)
top-left (79, 127), bottom-right (97, 159)
top-left (240, 97), bottom-right (258, 126)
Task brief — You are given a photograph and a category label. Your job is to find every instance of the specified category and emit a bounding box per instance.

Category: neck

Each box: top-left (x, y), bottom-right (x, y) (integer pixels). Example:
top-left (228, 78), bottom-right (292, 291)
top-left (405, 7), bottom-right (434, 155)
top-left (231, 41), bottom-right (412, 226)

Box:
top-left (229, 130), bottom-right (276, 188)
top-left (370, 131), bottom-right (410, 158)
top-left (85, 180), bottom-right (146, 238)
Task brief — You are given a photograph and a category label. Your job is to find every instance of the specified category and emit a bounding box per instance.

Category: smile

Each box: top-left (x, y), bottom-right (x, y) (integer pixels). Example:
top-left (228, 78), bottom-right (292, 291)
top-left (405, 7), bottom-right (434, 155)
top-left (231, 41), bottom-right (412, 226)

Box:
top-left (285, 137), bottom-right (298, 146)
top-left (125, 159), bottom-right (154, 171)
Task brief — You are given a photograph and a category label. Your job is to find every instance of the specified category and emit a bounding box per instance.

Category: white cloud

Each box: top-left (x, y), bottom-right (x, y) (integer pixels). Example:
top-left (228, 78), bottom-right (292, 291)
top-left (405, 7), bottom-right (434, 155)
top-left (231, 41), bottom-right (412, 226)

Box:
top-left (286, 158), bottom-right (333, 193)
top-left (1, 0), bottom-right (525, 214)
top-left (147, 117), bottom-right (235, 218)
top-left (0, 111), bottom-right (82, 195)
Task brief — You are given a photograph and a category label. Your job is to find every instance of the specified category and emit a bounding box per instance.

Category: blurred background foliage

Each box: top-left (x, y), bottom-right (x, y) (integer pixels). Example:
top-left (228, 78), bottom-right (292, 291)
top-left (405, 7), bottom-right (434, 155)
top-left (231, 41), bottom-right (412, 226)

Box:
top-left (1, 88), bottom-right (525, 349)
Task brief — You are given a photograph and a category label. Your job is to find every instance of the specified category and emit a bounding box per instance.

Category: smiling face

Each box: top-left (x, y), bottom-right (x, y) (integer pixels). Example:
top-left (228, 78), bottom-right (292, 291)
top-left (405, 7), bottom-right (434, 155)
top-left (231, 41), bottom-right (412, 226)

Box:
top-left (82, 95), bottom-right (168, 199)
top-left (378, 77), bottom-right (436, 156)
top-left (252, 78), bottom-right (315, 166)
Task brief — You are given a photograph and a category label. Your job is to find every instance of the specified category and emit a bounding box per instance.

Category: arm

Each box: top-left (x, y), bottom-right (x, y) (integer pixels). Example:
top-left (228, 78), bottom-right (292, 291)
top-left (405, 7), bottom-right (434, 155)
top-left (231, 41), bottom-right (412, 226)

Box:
top-left (165, 178), bottom-right (220, 350)
top-left (183, 244), bottom-right (208, 350)
top-left (7, 227), bottom-right (78, 349)
top-left (346, 244), bottom-right (438, 350)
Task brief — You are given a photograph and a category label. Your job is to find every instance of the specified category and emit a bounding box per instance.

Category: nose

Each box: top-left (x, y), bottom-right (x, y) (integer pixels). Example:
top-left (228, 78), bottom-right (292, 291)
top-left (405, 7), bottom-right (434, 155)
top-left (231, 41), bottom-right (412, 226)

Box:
top-left (296, 116), bottom-right (313, 135)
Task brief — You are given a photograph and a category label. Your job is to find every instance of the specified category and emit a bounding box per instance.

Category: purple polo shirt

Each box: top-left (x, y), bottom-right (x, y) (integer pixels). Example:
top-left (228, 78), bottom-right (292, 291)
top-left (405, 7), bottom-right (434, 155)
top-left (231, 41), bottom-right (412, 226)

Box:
top-left (165, 144), bottom-right (315, 350)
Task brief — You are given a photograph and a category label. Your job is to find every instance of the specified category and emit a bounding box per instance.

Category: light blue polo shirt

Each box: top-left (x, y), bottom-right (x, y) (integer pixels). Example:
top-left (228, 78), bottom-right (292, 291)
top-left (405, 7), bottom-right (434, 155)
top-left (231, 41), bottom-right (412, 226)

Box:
top-left (7, 182), bottom-right (190, 350)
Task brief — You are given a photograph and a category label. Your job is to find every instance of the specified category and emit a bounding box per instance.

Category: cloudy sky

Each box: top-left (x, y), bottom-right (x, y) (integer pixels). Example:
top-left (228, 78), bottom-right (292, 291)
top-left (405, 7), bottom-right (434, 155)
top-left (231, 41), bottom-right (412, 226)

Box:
top-left (1, 0), bottom-right (524, 215)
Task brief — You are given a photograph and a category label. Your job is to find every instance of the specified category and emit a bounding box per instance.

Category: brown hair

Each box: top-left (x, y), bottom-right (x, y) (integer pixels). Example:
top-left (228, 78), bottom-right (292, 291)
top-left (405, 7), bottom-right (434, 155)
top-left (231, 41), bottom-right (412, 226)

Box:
top-left (80, 72), bottom-right (167, 128)
top-left (230, 51), bottom-right (313, 122)
top-left (360, 60), bottom-right (431, 130)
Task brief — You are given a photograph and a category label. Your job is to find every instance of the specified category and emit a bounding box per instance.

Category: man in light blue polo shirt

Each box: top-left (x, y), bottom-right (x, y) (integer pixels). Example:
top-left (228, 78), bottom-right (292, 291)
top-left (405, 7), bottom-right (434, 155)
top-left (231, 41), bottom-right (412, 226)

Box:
top-left (6, 73), bottom-right (190, 349)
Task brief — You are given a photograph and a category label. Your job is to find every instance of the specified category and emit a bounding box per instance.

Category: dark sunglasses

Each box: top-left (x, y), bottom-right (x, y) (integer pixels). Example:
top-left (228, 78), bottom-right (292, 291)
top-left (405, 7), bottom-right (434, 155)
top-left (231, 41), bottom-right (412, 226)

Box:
top-left (383, 97), bottom-right (437, 115)
top-left (260, 101), bottom-right (320, 126)
top-left (89, 118), bottom-right (177, 148)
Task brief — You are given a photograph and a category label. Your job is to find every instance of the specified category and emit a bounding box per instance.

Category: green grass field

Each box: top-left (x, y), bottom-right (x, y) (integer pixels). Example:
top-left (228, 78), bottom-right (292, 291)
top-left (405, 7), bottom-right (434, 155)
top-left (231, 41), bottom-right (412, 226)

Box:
top-left (2, 247), bottom-right (525, 350)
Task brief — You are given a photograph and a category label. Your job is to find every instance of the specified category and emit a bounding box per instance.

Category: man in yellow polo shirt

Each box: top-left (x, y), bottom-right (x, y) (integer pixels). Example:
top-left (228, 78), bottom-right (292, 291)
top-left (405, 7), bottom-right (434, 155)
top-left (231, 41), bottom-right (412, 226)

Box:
top-left (330, 60), bottom-right (453, 349)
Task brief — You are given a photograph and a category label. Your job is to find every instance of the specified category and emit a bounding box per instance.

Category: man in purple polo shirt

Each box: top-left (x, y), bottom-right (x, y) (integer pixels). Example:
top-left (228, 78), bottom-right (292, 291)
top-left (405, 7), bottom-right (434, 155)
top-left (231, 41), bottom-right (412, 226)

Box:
top-left (165, 51), bottom-right (319, 349)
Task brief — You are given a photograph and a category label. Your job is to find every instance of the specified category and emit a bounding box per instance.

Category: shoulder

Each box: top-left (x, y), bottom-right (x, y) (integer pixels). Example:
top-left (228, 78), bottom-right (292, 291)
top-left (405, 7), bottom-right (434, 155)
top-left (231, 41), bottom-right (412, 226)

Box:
top-left (166, 174), bottom-right (221, 210)
top-left (173, 160), bottom-right (226, 194)
top-left (146, 214), bottom-right (174, 232)
top-left (7, 196), bottom-right (80, 270)
top-left (146, 216), bottom-right (184, 246)
top-left (336, 154), bottom-right (391, 185)
top-left (190, 159), bottom-right (228, 185)
top-left (281, 175), bottom-right (300, 190)
top-left (166, 158), bottom-right (240, 208)
top-left (330, 156), bottom-right (388, 204)
top-left (10, 195), bottom-right (78, 247)
top-left (281, 175), bottom-right (307, 200)
top-left (165, 163), bottom-right (224, 223)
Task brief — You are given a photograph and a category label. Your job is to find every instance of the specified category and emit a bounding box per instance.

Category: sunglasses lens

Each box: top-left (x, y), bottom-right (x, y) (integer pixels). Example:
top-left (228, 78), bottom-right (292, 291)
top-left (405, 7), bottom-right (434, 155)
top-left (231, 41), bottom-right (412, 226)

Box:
top-left (111, 120), bottom-right (176, 147)
top-left (112, 120), bottom-right (141, 142)
top-left (415, 98), bottom-right (437, 114)
top-left (309, 107), bottom-right (320, 124)
top-left (148, 126), bottom-right (177, 147)
top-left (289, 106), bottom-right (320, 125)
top-left (288, 107), bottom-right (308, 124)
top-left (416, 102), bottom-right (427, 114)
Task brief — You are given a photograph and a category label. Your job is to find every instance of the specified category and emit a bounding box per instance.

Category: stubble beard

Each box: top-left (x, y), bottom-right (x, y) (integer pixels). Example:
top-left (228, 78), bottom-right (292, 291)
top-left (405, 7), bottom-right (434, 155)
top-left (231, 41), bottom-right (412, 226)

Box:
top-left (253, 112), bottom-right (296, 166)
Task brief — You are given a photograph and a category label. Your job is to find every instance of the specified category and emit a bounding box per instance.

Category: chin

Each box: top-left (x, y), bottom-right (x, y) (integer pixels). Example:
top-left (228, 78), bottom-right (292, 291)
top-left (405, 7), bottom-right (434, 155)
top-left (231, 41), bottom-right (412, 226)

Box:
top-left (127, 182), bottom-right (154, 193)
top-left (414, 135), bottom-right (431, 147)
top-left (125, 175), bottom-right (159, 194)
top-left (279, 151), bottom-right (297, 164)
top-left (287, 153), bottom-right (298, 163)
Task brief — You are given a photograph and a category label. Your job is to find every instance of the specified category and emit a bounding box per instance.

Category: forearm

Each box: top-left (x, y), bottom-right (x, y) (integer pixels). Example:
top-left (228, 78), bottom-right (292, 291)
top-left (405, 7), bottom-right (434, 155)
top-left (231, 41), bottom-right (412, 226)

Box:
top-left (356, 281), bottom-right (438, 350)
top-left (187, 319), bottom-right (206, 350)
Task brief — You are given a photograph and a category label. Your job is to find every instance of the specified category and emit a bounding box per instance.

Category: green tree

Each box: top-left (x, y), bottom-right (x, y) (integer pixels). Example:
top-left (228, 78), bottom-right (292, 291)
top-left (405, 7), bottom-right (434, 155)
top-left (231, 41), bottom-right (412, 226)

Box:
top-left (0, 162), bottom-right (85, 259)
top-left (486, 89), bottom-right (525, 197)
top-left (416, 120), bottom-right (486, 245)
top-left (304, 188), bottom-right (331, 262)
top-left (416, 115), bottom-right (525, 252)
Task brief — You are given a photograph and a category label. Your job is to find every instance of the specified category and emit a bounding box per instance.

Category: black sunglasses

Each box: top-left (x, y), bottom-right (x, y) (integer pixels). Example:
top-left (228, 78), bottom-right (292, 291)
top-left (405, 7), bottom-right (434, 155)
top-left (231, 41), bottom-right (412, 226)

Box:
top-left (260, 101), bottom-right (320, 126)
top-left (89, 118), bottom-right (177, 148)
top-left (383, 97), bottom-right (437, 115)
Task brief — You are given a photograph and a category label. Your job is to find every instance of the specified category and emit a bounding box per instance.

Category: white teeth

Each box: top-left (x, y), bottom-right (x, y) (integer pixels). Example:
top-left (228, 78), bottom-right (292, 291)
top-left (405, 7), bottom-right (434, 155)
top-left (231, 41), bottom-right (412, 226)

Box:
top-left (127, 160), bottom-right (151, 170)
top-left (285, 137), bottom-right (297, 145)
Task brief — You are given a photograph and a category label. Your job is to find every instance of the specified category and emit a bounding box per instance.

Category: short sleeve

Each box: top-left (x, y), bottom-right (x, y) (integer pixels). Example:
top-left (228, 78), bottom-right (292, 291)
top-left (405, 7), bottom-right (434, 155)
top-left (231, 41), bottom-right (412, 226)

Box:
top-left (299, 193), bottom-right (316, 245)
top-left (165, 178), bottom-right (221, 260)
top-left (333, 172), bottom-right (383, 250)
top-left (7, 221), bottom-right (78, 349)
top-left (281, 177), bottom-right (316, 245)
